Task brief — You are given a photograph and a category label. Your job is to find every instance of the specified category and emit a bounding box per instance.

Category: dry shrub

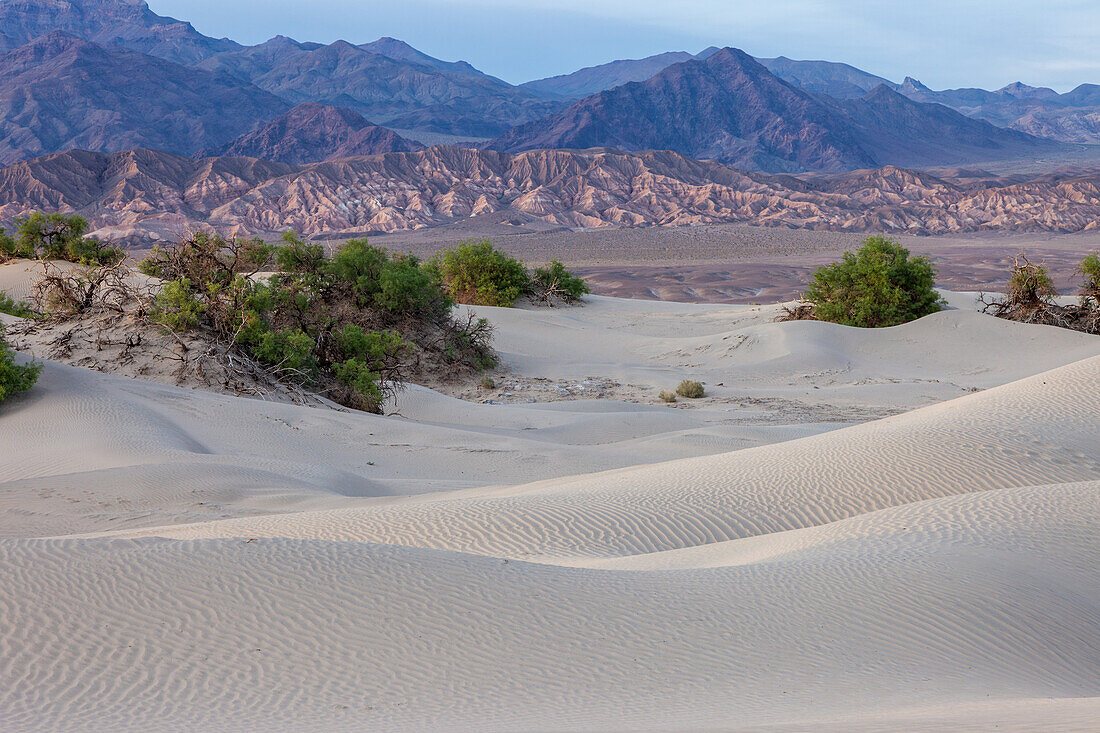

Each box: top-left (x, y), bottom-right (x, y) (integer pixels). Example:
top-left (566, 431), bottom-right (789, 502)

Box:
top-left (980, 252), bottom-right (1100, 334)
top-left (675, 380), bottom-right (705, 399)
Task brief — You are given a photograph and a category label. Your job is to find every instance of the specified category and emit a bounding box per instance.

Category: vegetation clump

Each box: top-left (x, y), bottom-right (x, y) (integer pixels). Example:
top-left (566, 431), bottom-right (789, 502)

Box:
top-left (1004, 253), bottom-right (1058, 308)
top-left (0, 327), bottom-right (40, 404)
top-left (675, 379), bottom-right (705, 399)
top-left (427, 239), bottom-right (589, 307)
top-left (658, 390), bottom-right (677, 403)
top-left (0, 293), bottom-right (37, 319)
top-left (1078, 252), bottom-right (1100, 305)
top-left (1, 213), bottom-right (123, 266)
top-left (140, 231), bottom-right (496, 412)
top-left (783, 236), bottom-right (944, 328)
top-left (530, 259), bottom-right (590, 305)
top-left (427, 239), bottom-right (530, 307)
top-left (980, 252), bottom-right (1100, 334)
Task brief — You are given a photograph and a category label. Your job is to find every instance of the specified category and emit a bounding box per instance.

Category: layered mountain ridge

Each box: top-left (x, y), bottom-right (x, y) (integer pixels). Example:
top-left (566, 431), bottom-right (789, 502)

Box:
top-left (4, 145), bottom-right (1100, 242)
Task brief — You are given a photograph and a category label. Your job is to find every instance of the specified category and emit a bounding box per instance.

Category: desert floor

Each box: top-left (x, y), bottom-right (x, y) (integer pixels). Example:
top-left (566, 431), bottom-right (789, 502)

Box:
top-left (376, 225), bottom-right (1100, 303)
top-left (1, 249), bottom-right (1099, 730)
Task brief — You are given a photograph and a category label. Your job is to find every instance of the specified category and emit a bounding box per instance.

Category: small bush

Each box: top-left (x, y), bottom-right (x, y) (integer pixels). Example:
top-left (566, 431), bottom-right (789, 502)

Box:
top-left (658, 390), bottom-right (677, 403)
top-left (530, 260), bottom-right (590, 305)
top-left (0, 293), bottom-right (37, 319)
top-left (15, 212), bottom-right (123, 266)
top-left (675, 380), bottom-right (705, 399)
top-left (150, 278), bottom-right (206, 331)
top-left (1005, 254), bottom-right (1057, 307)
top-left (138, 232), bottom-right (494, 413)
top-left (0, 329), bottom-right (41, 403)
top-left (0, 227), bottom-right (32, 261)
top-left (1078, 252), bottom-right (1100, 303)
top-left (803, 236), bottom-right (944, 328)
top-left (980, 253), bottom-right (1100, 334)
top-left (427, 239), bottom-right (530, 307)
top-left (140, 231), bottom-right (274, 282)
top-left (479, 375), bottom-right (496, 390)
top-left (250, 328), bottom-right (318, 375)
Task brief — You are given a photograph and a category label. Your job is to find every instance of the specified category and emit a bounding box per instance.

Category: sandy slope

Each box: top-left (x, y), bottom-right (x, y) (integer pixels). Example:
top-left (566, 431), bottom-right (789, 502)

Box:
top-left (1, 290), bottom-right (1099, 731)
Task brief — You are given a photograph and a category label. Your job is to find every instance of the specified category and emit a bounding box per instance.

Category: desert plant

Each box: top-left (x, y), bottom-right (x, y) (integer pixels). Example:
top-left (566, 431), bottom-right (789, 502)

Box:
top-left (33, 259), bottom-right (137, 315)
top-left (802, 236), bottom-right (944, 328)
top-left (1078, 252), bottom-right (1100, 304)
top-left (530, 260), bottom-right (590, 305)
top-left (140, 232), bottom-right (494, 413)
top-left (979, 253), bottom-right (1099, 334)
top-left (427, 239), bottom-right (531, 307)
top-left (0, 293), bottom-right (37, 319)
top-left (140, 231), bottom-right (274, 283)
top-left (15, 212), bottom-right (123, 266)
top-left (149, 278), bottom-right (206, 332)
top-left (0, 328), bottom-right (41, 403)
top-left (658, 390), bottom-right (677, 403)
top-left (675, 379), bottom-right (705, 398)
top-left (0, 227), bottom-right (31, 261)
top-left (479, 375), bottom-right (496, 390)
top-left (1004, 253), bottom-right (1058, 307)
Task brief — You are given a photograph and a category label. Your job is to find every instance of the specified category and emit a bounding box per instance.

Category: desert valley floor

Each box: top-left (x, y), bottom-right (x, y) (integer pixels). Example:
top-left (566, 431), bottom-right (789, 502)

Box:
top-left (1, 247), bottom-right (1099, 731)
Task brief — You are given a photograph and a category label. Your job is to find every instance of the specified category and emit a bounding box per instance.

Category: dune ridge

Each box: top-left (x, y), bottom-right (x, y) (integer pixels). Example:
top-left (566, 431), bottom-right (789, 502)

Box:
top-left (1, 290), bottom-right (1098, 730)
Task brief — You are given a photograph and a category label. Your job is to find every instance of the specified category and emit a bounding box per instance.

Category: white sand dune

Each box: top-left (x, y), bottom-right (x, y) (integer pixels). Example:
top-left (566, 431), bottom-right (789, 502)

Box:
top-left (1, 290), bottom-right (1099, 731)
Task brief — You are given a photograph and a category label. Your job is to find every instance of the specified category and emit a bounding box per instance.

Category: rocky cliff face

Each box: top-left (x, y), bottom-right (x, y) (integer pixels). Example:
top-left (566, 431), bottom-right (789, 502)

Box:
top-left (3, 146), bottom-right (1100, 242)
top-left (207, 104), bottom-right (422, 164)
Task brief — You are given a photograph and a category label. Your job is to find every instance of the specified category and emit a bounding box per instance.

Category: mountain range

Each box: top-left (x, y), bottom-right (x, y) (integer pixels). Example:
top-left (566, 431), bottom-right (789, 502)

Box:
top-left (1, 0), bottom-right (1100, 239)
top-left (491, 49), bottom-right (1051, 173)
top-left (524, 47), bottom-right (1100, 145)
top-left (3, 146), bottom-right (1100, 242)
top-left (0, 31), bottom-right (288, 165)
top-left (0, 0), bottom-right (1093, 168)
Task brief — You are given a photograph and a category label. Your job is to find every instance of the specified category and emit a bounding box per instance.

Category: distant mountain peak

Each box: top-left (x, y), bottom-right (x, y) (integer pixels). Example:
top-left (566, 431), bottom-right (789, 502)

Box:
top-left (0, 0), bottom-right (241, 63)
top-left (900, 77), bottom-right (932, 92)
top-left (209, 103), bottom-right (422, 164)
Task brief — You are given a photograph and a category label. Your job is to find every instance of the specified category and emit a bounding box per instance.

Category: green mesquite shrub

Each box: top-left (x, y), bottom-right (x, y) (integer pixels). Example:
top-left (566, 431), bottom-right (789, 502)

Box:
top-left (427, 239), bottom-right (531, 307)
top-left (804, 236), bottom-right (944, 328)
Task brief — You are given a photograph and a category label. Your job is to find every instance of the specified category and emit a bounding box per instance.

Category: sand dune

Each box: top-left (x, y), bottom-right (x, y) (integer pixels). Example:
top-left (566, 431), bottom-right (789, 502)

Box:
top-left (1, 288), bottom-right (1099, 730)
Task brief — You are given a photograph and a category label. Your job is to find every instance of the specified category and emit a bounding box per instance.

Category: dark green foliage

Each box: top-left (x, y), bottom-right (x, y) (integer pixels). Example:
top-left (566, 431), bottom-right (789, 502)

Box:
top-left (0, 227), bottom-right (32, 260)
top-left (273, 231), bottom-right (325, 276)
top-left (144, 232), bottom-right (494, 413)
top-left (0, 329), bottom-right (41, 403)
top-left (325, 238), bottom-right (446, 315)
top-left (149, 278), bottom-right (205, 331)
top-left (530, 260), bottom-right (590, 305)
top-left (1078, 252), bottom-right (1100, 303)
top-left (14, 212), bottom-right (123, 266)
top-left (251, 328), bottom-right (317, 374)
top-left (803, 236), bottom-right (944, 328)
top-left (330, 327), bottom-right (408, 411)
top-left (427, 239), bottom-right (531, 307)
top-left (0, 292), bottom-right (37, 319)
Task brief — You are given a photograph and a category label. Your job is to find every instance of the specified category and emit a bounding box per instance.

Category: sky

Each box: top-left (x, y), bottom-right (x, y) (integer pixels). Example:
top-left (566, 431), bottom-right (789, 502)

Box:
top-left (151, 0), bottom-right (1100, 92)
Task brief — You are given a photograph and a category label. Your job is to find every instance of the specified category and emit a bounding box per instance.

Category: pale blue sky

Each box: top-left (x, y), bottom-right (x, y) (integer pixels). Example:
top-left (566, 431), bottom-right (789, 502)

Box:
top-left (151, 0), bottom-right (1100, 92)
